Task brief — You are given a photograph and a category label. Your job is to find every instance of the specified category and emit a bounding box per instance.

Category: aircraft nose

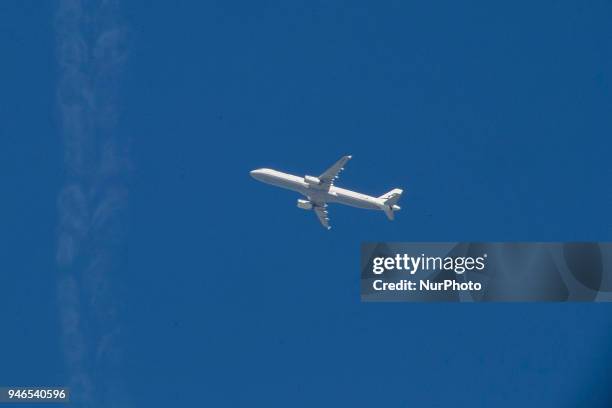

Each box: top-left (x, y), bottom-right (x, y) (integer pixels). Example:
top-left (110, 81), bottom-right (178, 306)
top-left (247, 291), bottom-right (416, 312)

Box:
top-left (250, 169), bottom-right (264, 179)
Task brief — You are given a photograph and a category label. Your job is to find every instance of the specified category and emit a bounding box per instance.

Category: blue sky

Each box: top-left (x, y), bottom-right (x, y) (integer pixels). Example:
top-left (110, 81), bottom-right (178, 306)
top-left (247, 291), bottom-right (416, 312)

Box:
top-left (1, 1), bottom-right (612, 407)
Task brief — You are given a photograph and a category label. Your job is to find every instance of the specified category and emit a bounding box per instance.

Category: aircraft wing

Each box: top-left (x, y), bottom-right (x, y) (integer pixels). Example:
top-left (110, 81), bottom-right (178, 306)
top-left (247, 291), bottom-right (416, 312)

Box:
top-left (314, 204), bottom-right (331, 230)
top-left (319, 155), bottom-right (352, 187)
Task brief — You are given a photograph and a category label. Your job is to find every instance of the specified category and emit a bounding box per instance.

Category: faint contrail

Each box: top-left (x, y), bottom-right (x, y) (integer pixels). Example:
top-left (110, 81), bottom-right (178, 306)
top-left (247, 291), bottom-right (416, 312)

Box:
top-left (55, 0), bottom-right (130, 406)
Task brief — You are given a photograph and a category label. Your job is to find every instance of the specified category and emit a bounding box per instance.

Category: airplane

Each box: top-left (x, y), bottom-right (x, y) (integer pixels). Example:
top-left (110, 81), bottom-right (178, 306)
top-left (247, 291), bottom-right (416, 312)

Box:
top-left (250, 155), bottom-right (403, 229)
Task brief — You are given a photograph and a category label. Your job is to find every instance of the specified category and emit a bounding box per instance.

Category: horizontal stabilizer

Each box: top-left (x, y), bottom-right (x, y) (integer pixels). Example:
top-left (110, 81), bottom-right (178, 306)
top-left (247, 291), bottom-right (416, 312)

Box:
top-left (383, 206), bottom-right (395, 220)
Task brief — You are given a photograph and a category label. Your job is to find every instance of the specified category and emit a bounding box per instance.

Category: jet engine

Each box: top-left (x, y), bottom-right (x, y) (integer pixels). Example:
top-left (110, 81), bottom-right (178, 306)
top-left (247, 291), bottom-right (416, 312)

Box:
top-left (297, 199), bottom-right (313, 210)
top-left (304, 175), bottom-right (321, 186)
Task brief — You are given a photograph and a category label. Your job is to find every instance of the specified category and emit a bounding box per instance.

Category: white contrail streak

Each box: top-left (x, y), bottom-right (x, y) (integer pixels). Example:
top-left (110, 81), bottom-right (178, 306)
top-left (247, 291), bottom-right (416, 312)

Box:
top-left (55, 0), bottom-right (130, 406)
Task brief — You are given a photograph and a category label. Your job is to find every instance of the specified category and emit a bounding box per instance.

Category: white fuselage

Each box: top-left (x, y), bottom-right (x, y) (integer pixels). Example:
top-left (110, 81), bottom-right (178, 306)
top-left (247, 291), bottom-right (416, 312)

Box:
top-left (250, 168), bottom-right (383, 210)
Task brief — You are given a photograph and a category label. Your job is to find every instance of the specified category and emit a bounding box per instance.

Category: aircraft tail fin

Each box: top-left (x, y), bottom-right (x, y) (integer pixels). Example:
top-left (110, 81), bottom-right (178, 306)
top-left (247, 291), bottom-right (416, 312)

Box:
top-left (379, 188), bottom-right (403, 207)
top-left (379, 189), bottom-right (403, 221)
